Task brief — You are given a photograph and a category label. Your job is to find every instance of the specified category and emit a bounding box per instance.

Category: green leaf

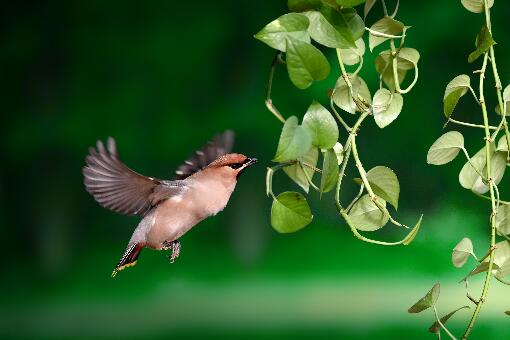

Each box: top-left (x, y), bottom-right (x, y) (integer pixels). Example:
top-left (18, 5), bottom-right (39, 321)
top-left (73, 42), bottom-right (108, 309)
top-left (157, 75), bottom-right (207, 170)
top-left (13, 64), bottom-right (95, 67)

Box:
top-left (452, 237), bottom-right (474, 268)
top-left (364, 0), bottom-right (377, 19)
top-left (470, 240), bottom-right (510, 279)
top-left (428, 306), bottom-right (470, 334)
top-left (372, 89), bottom-right (404, 128)
top-left (461, 0), bottom-right (494, 14)
top-left (332, 74), bottom-right (371, 114)
top-left (320, 148), bottom-right (340, 193)
top-left (333, 142), bottom-right (344, 165)
top-left (368, 16), bottom-right (404, 51)
top-left (341, 8), bottom-right (365, 41)
top-left (254, 13), bottom-right (310, 52)
top-left (374, 48), bottom-right (419, 91)
top-left (303, 9), bottom-right (356, 48)
top-left (336, 0), bottom-right (366, 6)
top-left (302, 101), bottom-right (339, 149)
top-left (283, 148), bottom-right (319, 193)
top-left (288, 0), bottom-right (323, 12)
top-left (273, 116), bottom-right (312, 162)
top-left (495, 84), bottom-right (510, 116)
top-left (337, 38), bottom-right (365, 65)
top-left (408, 283), bottom-right (440, 314)
top-left (496, 135), bottom-right (509, 152)
top-left (427, 131), bottom-right (464, 165)
top-left (496, 205), bottom-right (510, 236)
top-left (443, 74), bottom-right (470, 118)
top-left (505, 311), bottom-right (510, 316)
top-left (365, 166), bottom-right (400, 209)
top-left (468, 25), bottom-right (496, 64)
top-left (402, 215), bottom-right (423, 246)
top-left (271, 191), bottom-right (313, 233)
top-left (459, 143), bottom-right (506, 195)
top-left (348, 194), bottom-right (389, 231)
top-left (286, 36), bottom-right (331, 89)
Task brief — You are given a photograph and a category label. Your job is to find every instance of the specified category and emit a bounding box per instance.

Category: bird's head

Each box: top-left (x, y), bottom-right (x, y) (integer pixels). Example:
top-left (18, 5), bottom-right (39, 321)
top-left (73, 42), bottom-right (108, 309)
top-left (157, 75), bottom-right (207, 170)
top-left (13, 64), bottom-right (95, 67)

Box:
top-left (207, 153), bottom-right (258, 179)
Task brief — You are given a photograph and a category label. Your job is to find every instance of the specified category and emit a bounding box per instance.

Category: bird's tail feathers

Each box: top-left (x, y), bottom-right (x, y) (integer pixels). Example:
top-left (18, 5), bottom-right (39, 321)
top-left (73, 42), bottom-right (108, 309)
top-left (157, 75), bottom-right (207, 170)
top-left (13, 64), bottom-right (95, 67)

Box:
top-left (112, 243), bottom-right (143, 278)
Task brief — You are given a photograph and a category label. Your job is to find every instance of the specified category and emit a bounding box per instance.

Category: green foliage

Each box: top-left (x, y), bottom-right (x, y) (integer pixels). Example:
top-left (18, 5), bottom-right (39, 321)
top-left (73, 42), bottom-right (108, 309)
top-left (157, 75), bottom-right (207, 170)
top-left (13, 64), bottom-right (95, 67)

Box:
top-left (427, 131), bottom-right (464, 165)
top-left (425, 1), bottom-right (510, 337)
top-left (256, 0), bottom-right (421, 247)
top-left (273, 116), bottom-right (311, 162)
top-left (408, 283), bottom-right (440, 314)
top-left (271, 191), bottom-right (313, 233)
top-left (468, 25), bottom-right (496, 63)
top-left (452, 237), bottom-right (474, 268)
top-left (443, 74), bottom-right (470, 118)
top-left (302, 101), bottom-right (339, 149)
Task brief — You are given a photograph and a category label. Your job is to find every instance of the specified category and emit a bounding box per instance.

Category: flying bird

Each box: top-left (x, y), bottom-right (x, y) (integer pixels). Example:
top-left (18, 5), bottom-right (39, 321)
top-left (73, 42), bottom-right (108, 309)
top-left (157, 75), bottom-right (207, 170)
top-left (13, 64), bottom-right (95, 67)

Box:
top-left (82, 131), bottom-right (257, 277)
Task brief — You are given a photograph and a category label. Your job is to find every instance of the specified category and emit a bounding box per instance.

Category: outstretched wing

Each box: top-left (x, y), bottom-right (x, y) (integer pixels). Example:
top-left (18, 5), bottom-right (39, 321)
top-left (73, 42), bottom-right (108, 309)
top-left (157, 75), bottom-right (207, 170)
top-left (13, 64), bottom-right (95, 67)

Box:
top-left (83, 137), bottom-right (184, 216)
top-left (174, 130), bottom-right (235, 180)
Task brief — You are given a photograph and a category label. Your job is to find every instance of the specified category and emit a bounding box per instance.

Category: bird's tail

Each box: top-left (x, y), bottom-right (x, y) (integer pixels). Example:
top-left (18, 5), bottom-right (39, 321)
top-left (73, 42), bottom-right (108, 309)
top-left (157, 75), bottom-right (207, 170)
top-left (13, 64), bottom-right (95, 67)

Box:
top-left (112, 243), bottom-right (143, 278)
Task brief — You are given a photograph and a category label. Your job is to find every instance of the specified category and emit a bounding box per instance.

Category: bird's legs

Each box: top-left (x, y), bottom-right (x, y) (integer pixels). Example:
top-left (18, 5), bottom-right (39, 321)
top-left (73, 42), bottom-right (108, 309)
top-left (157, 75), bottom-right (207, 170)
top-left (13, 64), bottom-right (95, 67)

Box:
top-left (162, 240), bottom-right (181, 263)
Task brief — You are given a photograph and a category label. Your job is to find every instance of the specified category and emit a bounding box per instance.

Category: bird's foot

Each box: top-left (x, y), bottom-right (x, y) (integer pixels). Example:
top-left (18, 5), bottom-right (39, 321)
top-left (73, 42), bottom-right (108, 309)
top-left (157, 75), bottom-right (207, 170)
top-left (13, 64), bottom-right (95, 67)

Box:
top-left (163, 240), bottom-right (181, 263)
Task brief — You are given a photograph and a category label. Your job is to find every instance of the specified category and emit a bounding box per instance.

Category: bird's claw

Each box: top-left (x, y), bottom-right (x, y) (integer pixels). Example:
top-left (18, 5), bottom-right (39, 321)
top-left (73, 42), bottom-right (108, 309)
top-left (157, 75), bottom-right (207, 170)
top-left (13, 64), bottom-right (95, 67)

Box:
top-left (163, 240), bottom-right (181, 263)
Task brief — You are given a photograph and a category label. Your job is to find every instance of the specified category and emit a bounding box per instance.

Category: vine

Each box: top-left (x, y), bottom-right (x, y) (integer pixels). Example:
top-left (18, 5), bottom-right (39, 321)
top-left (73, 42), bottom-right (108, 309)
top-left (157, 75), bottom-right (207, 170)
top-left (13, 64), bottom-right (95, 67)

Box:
top-left (255, 1), bottom-right (422, 248)
top-left (411, 0), bottom-right (510, 338)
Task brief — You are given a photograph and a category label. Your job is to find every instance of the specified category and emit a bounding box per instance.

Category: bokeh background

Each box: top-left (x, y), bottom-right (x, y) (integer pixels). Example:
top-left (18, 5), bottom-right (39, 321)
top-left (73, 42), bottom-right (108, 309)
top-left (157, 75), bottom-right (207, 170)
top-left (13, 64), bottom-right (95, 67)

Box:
top-left (1, 0), bottom-right (509, 339)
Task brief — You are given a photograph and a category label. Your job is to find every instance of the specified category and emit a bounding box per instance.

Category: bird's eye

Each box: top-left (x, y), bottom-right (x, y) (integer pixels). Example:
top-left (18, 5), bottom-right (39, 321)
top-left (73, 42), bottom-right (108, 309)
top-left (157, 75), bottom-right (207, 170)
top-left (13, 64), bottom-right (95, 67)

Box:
top-left (228, 163), bottom-right (243, 169)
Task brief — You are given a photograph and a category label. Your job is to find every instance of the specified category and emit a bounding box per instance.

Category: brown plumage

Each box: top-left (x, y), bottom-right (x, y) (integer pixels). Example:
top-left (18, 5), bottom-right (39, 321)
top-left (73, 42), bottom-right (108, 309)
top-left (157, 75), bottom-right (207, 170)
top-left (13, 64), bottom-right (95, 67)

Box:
top-left (82, 131), bottom-right (257, 277)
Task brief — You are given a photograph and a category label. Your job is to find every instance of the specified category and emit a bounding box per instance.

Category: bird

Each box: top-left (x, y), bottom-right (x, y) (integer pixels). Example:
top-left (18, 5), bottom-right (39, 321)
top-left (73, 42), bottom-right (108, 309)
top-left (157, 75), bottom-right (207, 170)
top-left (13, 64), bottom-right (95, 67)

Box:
top-left (82, 131), bottom-right (257, 277)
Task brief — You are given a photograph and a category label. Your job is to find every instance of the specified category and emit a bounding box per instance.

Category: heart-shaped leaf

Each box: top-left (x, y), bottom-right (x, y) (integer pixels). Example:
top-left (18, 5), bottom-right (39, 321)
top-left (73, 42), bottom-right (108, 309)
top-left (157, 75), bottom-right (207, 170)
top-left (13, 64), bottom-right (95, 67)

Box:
top-left (283, 148), bottom-right (319, 193)
top-left (332, 74), bottom-right (371, 114)
top-left (402, 215), bottom-right (423, 246)
top-left (302, 101), bottom-right (339, 149)
top-left (254, 13), bottom-right (310, 52)
top-left (408, 283), bottom-right (440, 314)
top-left (459, 143), bottom-right (506, 195)
top-left (286, 36), bottom-right (330, 89)
top-left (468, 25), bottom-right (496, 64)
top-left (461, 0), bottom-right (494, 14)
top-left (427, 131), bottom-right (464, 165)
top-left (469, 240), bottom-right (509, 279)
top-left (496, 135), bottom-right (509, 152)
top-left (320, 148), bottom-right (340, 194)
top-left (271, 191), bottom-right (313, 233)
top-left (452, 237), bottom-right (474, 268)
top-left (443, 74), bottom-right (470, 118)
top-left (348, 194), bottom-right (389, 231)
top-left (372, 89), bottom-right (404, 128)
top-left (274, 116), bottom-right (312, 162)
top-left (337, 38), bottom-right (365, 65)
top-left (365, 166), bottom-right (400, 209)
top-left (368, 16), bottom-right (404, 51)
top-left (303, 9), bottom-right (356, 49)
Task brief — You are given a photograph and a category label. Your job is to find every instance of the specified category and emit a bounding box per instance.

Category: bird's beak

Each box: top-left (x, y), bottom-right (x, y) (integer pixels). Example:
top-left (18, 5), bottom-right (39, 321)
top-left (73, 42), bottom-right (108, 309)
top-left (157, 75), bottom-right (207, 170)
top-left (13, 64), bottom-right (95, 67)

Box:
top-left (246, 157), bottom-right (258, 166)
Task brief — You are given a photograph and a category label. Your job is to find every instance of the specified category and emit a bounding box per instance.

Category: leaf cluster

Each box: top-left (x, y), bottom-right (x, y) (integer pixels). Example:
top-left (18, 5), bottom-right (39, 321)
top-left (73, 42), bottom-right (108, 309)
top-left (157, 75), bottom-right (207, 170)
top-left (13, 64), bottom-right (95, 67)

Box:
top-left (255, 0), bottom-right (422, 246)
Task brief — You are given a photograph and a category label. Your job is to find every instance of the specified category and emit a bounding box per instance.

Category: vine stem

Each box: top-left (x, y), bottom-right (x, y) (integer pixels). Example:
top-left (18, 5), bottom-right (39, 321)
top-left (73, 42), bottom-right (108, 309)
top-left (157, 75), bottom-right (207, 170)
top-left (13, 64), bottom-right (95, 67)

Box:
top-left (265, 52), bottom-right (286, 124)
top-left (461, 4), bottom-right (497, 334)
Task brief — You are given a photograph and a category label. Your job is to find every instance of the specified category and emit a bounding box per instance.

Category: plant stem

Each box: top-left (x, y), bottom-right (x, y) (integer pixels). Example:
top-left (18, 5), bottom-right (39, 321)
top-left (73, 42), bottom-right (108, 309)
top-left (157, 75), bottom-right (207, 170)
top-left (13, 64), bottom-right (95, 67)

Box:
top-left (265, 52), bottom-right (286, 124)
top-left (462, 14), bottom-right (497, 335)
top-left (447, 118), bottom-right (496, 131)
top-left (433, 305), bottom-right (457, 340)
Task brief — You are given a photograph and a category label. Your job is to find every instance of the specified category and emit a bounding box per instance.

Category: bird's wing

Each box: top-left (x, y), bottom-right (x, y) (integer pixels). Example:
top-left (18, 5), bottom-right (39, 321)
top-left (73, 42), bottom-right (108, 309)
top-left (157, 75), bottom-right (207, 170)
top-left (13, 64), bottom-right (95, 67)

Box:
top-left (173, 130), bottom-right (235, 180)
top-left (83, 138), bottom-right (185, 216)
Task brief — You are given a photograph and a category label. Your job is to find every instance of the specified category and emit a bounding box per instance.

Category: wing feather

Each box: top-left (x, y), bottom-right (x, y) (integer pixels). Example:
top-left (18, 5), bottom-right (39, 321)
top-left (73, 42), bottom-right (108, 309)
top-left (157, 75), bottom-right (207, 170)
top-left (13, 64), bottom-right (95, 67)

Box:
top-left (83, 137), bottom-right (185, 216)
top-left (173, 130), bottom-right (235, 180)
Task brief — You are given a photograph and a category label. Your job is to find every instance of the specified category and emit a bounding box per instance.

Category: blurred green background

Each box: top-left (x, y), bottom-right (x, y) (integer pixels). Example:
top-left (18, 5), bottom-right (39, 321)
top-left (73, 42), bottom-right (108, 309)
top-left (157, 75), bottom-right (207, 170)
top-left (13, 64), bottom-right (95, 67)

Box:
top-left (1, 1), bottom-right (509, 339)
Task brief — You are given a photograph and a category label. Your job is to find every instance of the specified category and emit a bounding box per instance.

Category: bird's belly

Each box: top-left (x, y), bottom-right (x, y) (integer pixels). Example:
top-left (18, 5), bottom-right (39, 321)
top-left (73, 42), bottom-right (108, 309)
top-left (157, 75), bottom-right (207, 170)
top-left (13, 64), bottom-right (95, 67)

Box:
top-left (146, 198), bottom-right (204, 249)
